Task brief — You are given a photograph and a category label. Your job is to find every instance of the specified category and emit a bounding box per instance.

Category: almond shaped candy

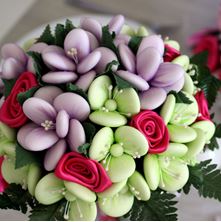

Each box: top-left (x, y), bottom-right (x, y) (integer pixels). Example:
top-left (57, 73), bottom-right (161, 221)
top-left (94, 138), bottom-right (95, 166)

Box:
top-left (159, 143), bottom-right (188, 158)
top-left (143, 154), bottom-right (160, 190)
top-left (160, 94), bottom-right (176, 125)
top-left (167, 125), bottom-right (197, 143)
top-left (69, 199), bottom-right (97, 221)
top-left (182, 73), bottom-right (194, 95)
top-left (75, 70), bottom-right (96, 91)
top-left (35, 173), bottom-right (64, 205)
top-left (97, 179), bottom-right (127, 198)
top-left (183, 128), bottom-right (206, 160)
top-left (172, 55), bottom-right (190, 71)
top-left (128, 171), bottom-right (151, 201)
top-left (102, 154), bottom-right (136, 183)
top-left (27, 163), bottom-right (42, 196)
top-left (98, 191), bottom-right (134, 217)
top-left (136, 26), bottom-right (149, 37)
top-left (0, 141), bottom-right (15, 157)
top-left (88, 75), bottom-right (112, 110)
top-left (115, 126), bottom-right (148, 158)
top-left (65, 191), bottom-right (76, 202)
top-left (169, 91), bottom-right (198, 126)
top-left (159, 158), bottom-right (189, 192)
top-left (191, 120), bottom-right (215, 142)
top-left (64, 181), bottom-right (96, 202)
top-left (89, 110), bottom-right (127, 127)
top-left (114, 87), bottom-right (140, 116)
top-left (0, 121), bottom-right (16, 141)
top-left (89, 127), bottom-right (114, 161)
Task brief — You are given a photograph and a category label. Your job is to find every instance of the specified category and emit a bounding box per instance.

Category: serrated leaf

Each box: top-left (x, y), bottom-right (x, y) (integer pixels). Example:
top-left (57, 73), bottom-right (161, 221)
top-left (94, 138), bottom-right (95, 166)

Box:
top-left (27, 51), bottom-right (49, 86)
top-left (54, 24), bottom-right (66, 47)
top-left (65, 19), bottom-right (75, 33)
top-left (15, 143), bottom-right (41, 169)
top-left (0, 184), bottom-right (36, 214)
top-left (128, 36), bottom-right (142, 54)
top-left (183, 159), bottom-right (221, 202)
top-left (113, 73), bottom-right (136, 90)
top-left (82, 122), bottom-right (97, 143)
top-left (206, 136), bottom-right (219, 151)
top-left (2, 79), bottom-right (16, 97)
top-left (121, 189), bottom-right (177, 221)
top-left (37, 24), bottom-right (55, 45)
top-left (190, 51), bottom-right (208, 66)
top-left (169, 91), bottom-right (192, 104)
top-left (66, 83), bottom-right (88, 101)
top-left (77, 143), bottom-right (90, 155)
top-left (17, 86), bottom-right (39, 105)
top-left (29, 199), bottom-right (66, 221)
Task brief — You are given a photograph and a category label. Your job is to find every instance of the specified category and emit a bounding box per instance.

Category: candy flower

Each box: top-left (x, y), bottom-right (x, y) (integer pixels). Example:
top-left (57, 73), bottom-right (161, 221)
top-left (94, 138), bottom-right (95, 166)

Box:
top-left (0, 156), bottom-right (8, 192)
top-left (194, 90), bottom-right (211, 121)
top-left (0, 72), bottom-right (38, 128)
top-left (55, 151), bottom-right (112, 192)
top-left (131, 110), bottom-right (169, 154)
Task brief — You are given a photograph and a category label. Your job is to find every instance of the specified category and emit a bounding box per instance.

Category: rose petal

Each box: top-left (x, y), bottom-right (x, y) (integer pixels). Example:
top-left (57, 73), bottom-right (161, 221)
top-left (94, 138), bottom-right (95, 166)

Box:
top-left (56, 110), bottom-right (69, 138)
top-left (23, 97), bottom-right (57, 125)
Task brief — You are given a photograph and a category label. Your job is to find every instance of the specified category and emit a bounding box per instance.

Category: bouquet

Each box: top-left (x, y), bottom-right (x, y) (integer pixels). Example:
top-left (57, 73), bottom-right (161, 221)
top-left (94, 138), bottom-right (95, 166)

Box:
top-left (0, 14), bottom-right (221, 221)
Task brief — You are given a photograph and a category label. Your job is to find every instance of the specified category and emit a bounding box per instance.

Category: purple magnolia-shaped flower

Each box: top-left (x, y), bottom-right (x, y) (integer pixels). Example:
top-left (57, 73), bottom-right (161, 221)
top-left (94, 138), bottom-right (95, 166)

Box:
top-left (0, 43), bottom-right (27, 79)
top-left (116, 35), bottom-right (185, 110)
top-left (17, 87), bottom-right (90, 171)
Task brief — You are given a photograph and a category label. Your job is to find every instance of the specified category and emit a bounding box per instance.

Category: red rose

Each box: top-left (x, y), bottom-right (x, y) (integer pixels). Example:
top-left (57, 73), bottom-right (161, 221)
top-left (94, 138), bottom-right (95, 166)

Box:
top-left (130, 110), bottom-right (169, 154)
top-left (0, 156), bottom-right (8, 192)
top-left (193, 35), bottom-right (220, 72)
top-left (195, 91), bottom-right (211, 121)
top-left (55, 152), bottom-right (112, 192)
top-left (164, 44), bottom-right (181, 62)
top-left (0, 72), bottom-right (38, 128)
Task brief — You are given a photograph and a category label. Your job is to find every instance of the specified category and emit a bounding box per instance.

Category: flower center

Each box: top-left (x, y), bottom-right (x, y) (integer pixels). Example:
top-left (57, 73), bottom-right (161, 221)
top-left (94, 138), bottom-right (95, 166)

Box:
top-left (104, 99), bottom-right (117, 112)
top-left (41, 120), bottom-right (55, 131)
top-left (110, 144), bottom-right (124, 157)
top-left (67, 47), bottom-right (78, 64)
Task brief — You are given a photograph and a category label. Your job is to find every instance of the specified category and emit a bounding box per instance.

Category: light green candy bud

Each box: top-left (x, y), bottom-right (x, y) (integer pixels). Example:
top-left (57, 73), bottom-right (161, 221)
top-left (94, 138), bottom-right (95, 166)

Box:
top-left (164, 40), bottom-right (180, 51)
top-left (182, 73), bottom-right (194, 95)
top-left (136, 26), bottom-right (149, 37)
top-left (159, 143), bottom-right (188, 158)
top-left (172, 55), bottom-right (190, 71)
top-left (22, 38), bottom-right (37, 51)
top-left (121, 25), bottom-right (136, 36)
top-left (65, 191), bottom-right (76, 202)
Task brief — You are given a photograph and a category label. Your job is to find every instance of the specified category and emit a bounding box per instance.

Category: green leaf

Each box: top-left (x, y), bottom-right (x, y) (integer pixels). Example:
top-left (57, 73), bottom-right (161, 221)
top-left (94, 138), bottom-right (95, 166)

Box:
top-left (169, 91), bottom-right (192, 104)
top-left (206, 136), bottom-right (219, 151)
top-left (121, 189), bottom-right (177, 221)
top-left (2, 79), bottom-right (16, 97)
top-left (190, 51), bottom-right (208, 66)
top-left (78, 143), bottom-right (90, 155)
top-left (113, 73), bottom-right (136, 90)
top-left (29, 199), bottom-right (66, 221)
top-left (128, 36), bottom-right (142, 54)
top-left (37, 24), bottom-right (55, 45)
top-left (0, 183), bottom-right (36, 214)
top-left (27, 51), bottom-right (49, 86)
top-left (82, 122), bottom-right (97, 143)
top-left (17, 86), bottom-right (39, 105)
top-left (183, 159), bottom-right (221, 202)
top-left (65, 19), bottom-right (75, 33)
top-left (15, 143), bottom-right (41, 169)
top-left (66, 83), bottom-right (88, 101)
top-left (54, 24), bottom-right (66, 47)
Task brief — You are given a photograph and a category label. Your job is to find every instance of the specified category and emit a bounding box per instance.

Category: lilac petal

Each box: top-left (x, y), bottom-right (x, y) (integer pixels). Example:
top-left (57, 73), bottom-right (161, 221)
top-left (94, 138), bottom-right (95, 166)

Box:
top-left (108, 15), bottom-right (125, 34)
top-left (23, 97), bottom-right (57, 125)
top-left (1, 58), bottom-right (24, 79)
top-left (34, 86), bottom-right (63, 104)
top-left (1, 43), bottom-right (27, 65)
top-left (80, 17), bottom-right (102, 40)
top-left (77, 51), bottom-right (101, 74)
top-left (28, 42), bottom-right (48, 53)
top-left (137, 35), bottom-right (164, 56)
top-left (94, 47), bottom-right (118, 73)
top-left (68, 119), bottom-right (86, 152)
top-left (44, 139), bottom-right (66, 171)
top-left (139, 87), bottom-right (167, 110)
top-left (86, 31), bottom-right (99, 51)
top-left (137, 47), bottom-right (161, 81)
top-left (114, 34), bottom-right (130, 47)
top-left (75, 70), bottom-right (96, 91)
top-left (42, 71), bottom-right (78, 84)
top-left (64, 28), bottom-right (90, 61)
top-left (53, 92), bottom-right (90, 121)
top-left (42, 52), bottom-right (76, 71)
top-left (151, 63), bottom-right (184, 88)
top-left (164, 75), bottom-right (185, 93)
top-left (56, 110), bottom-right (69, 138)
top-left (17, 123), bottom-right (58, 151)
top-left (27, 58), bottom-right (35, 73)
top-left (119, 44), bottom-right (135, 73)
top-left (42, 45), bottom-right (65, 55)
top-left (116, 70), bottom-right (149, 91)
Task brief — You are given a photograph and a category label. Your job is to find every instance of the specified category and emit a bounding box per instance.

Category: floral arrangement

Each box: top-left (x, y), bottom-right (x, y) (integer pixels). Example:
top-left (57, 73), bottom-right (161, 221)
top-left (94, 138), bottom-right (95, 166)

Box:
top-left (0, 15), bottom-right (221, 221)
